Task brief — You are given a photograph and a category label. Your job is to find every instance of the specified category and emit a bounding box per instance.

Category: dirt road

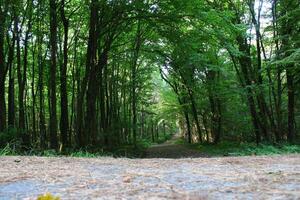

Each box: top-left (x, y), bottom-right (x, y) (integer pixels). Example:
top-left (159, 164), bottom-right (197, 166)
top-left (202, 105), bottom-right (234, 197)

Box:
top-left (0, 154), bottom-right (300, 200)
top-left (143, 134), bottom-right (209, 158)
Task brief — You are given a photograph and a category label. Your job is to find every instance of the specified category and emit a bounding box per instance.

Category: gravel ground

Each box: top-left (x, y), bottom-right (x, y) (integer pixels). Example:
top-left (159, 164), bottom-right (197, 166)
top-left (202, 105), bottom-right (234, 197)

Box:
top-left (0, 155), bottom-right (300, 200)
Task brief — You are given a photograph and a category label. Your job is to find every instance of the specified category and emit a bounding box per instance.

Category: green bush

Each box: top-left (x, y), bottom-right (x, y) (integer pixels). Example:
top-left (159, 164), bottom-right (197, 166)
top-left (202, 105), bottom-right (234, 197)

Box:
top-left (137, 139), bottom-right (152, 148)
top-left (0, 127), bottom-right (22, 148)
top-left (195, 141), bottom-right (300, 156)
top-left (42, 149), bottom-right (59, 157)
top-left (0, 143), bottom-right (18, 156)
top-left (156, 133), bottom-right (173, 144)
top-left (70, 150), bottom-right (112, 158)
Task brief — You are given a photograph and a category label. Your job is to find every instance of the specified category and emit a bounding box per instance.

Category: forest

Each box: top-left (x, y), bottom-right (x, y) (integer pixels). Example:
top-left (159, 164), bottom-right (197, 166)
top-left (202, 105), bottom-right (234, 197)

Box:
top-left (0, 0), bottom-right (299, 154)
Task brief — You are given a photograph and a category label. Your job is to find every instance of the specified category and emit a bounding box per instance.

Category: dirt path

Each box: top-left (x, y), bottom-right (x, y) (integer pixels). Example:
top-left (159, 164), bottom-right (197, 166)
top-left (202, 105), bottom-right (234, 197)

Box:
top-left (144, 135), bottom-right (208, 158)
top-left (0, 155), bottom-right (300, 200)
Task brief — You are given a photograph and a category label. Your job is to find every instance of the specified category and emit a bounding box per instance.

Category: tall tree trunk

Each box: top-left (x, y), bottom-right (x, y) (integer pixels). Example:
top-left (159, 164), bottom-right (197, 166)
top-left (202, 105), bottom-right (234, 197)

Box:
top-left (49, 0), bottom-right (58, 149)
top-left (83, 0), bottom-right (99, 146)
top-left (31, 44), bottom-right (37, 144)
top-left (280, 0), bottom-right (297, 142)
top-left (7, 15), bottom-right (17, 128)
top-left (207, 70), bottom-right (222, 144)
top-left (187, 88), bottom-right (203, 143)
top-left (179, 70), bottom-right (202, 143)
top-left (70, 35), bottom-right (79, 145)
top-left (18, 1), bottom-right (33, 146)
top-left (287, 70), bottom-right (295, 142)
top-left (60, 0), bottom-right (69, 148)
top-left (273, 0), bottom-right (283, 140)
top-left (228, 2), bottom-right (263, 144)
top-left (8, 59), bottom-right (15, 128)
top-left (236, 36), bottom-right (262, 144)
top-left (183, 108), bottom-right (192, 143)
top-left (249, 0), bottom-right (275, 142)
top-left (38, 1), bottom-right (46, 149)
top-left (0, 2), bottom-right (7, 131)
top-left (131, 20), bottom-right (142, 147)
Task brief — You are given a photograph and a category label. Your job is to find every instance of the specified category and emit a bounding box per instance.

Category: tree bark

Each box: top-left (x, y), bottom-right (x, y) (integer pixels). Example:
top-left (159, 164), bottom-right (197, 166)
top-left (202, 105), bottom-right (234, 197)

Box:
top-left (49, 0), bottom-right (58, 149)
top-left (0, 2), bottom-right (7, 131)
top-left (7, 14), bottom-right (17, 128)
top-left (60, 0), bottom-right (69, 148)
top-left (131, 21), bottom-right (142, 147)
top-left (83, 0), bottom-right (99, 146)
top-left (280, 0), bottom-right (297, 142)
top-left (287, 70), bottom-right (295, 142)
top-left (18, 2), bottom-right (33, 141)
top-left (37, 0), bottom-right (46, 149)
top-left (236, 35), bottom-right (262, 144)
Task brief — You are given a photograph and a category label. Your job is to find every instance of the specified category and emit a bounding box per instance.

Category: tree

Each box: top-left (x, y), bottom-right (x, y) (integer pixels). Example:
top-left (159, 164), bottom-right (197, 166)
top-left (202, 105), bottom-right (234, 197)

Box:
top-left (60, 0), bottom-right (70, 148)
top-left (49, 0), bottom-right (58, 149)
top-left (0, 0), bottom-right (299, 152)
top-left (0, 0), bottom-right (7, 132)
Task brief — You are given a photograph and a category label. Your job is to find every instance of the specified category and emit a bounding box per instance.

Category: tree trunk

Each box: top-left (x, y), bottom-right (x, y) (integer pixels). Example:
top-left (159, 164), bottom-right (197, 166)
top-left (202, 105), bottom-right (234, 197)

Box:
top-left (38, 1), bottom-right (46, 150)
top-left (184, 109), bottom-right (192, 143)
top-left (188, 88), bottom-right (202, 143)
top-left (131, 20), bottom-right (142, 147)
top-left (8, 55), bottom-right (15, 128)
top-left (273, 0), bottom-right (283, 141)
top-left (49, 0), bottom-right (58, 149)
top-left (7, 15), bottom-right (17, 128)
top-left (279, 0), bottom-right (297, 142)
top-left (83, 0), bottom-right (99, 146)
top-left (287, 70), bottom-right (295, 142)
top-left (0, 3), bottom-right (7, 131)
top-left (18, 2), bottom-right (32, 146)
top-left (31, 44), bottom-right (37, 144)
top-left (60, 0), bottom-right (69, 148)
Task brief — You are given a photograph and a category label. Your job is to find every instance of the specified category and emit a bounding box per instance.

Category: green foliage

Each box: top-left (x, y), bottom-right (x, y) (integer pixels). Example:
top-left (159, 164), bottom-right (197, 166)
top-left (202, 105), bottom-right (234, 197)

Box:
top-left (137, 139), bottom-right (153, 148)
top-left (0, 128), bottom-right (22, 148)
top-left (70, 150), bottom-right (112, 158)
top-left (0, 143), bottom-right (18, 156)
top-left (0, 0), bottom-right (299, 153)
top-left (156, 133), bottom-right (173, 144)
top-left (41, 150), bottom-right (59, 157)
top-left (195, 142), bottom-right (300, 156)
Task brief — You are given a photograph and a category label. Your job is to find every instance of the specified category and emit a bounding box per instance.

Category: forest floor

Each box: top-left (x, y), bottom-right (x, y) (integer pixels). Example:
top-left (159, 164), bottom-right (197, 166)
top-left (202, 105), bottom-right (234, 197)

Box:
top-left (0, 137), bottom-right (300, 200)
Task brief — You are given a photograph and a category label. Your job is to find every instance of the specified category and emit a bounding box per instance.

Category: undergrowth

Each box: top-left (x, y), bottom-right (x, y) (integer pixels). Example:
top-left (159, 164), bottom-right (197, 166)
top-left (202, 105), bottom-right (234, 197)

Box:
top-left (1, 136), bottom-right (299, 158)
top-left (194, 141), bottom-right (300, 156)
top-left (0, 137), bottom-right (157, 158)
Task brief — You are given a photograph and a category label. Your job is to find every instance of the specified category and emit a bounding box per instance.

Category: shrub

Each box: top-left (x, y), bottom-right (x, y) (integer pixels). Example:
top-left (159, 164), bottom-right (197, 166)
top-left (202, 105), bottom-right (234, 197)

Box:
top-left (0, 127), bottom-right (22, 148)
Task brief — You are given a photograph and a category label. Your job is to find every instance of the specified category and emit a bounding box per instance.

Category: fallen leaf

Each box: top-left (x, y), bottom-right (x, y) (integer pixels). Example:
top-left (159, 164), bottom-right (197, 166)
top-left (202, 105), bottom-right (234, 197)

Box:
top-left (123, 176), bottom-right (132, 183)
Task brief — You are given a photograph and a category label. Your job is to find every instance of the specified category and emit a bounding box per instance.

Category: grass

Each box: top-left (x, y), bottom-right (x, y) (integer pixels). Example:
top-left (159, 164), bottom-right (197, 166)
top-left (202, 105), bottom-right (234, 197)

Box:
top-left (0, 143), bottom-right (18, 156)
top-left (193, 141), bottom-right (300, 156)
top-left (0, 127), bottom-right (175, 158)
top-left (0, 137), bottom-right (155, 158)
top-left (0, 145), bottom-right (140, 158)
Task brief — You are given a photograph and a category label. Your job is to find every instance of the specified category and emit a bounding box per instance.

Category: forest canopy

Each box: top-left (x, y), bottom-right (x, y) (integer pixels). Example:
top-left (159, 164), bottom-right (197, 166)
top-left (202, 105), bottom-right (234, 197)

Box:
top-left (0, 0), bottom-right (299, 152)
